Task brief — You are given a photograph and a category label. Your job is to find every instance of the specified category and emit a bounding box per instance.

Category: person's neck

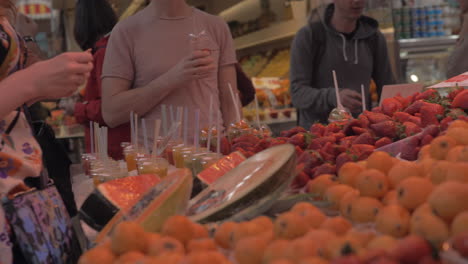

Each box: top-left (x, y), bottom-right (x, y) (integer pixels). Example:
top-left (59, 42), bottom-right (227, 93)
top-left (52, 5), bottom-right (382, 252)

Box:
top-left (331, 12), bottom-right (358, 33)
top-left (151, 0), bottom-right (192, 18)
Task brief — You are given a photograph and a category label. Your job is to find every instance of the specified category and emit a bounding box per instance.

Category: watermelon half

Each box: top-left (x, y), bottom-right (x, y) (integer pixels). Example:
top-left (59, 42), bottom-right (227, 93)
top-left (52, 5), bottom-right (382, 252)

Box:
top-left (79, 174), bottom-right (160, 231)
top-left (186, 144), bottom-right (297, 223)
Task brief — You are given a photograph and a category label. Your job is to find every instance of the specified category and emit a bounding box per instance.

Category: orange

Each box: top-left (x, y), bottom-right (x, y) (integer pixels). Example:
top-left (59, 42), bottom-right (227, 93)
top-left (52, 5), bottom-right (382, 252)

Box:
top-left (429, 160), bottom-right (451, 184)
top-left (419, 158), bottom-right (436, 177)
top-left (298, 257), bottom-right (329, 264)
top-left (387, 161), bottom-right (423, 188)
top-left (291, 202), bottom-right (320, 214)
top-left (111, 221), bottom-right (148, 255)
top-left (349, 197), bottom-right (383, 223)
top-left (232, 222), bottom-right (264, 246)
top-left (446, 162), bottom-right (468, 183)
top-left (446, 127), bottom-right (468, 145)
top-left (418, 145), bottom-right (431, 160)
top-left (355, 169), bottom-right (389, 199)
top-left (428, 181), bottom-right (468, 222)
top-left (251, 216), bottom-right (274, 233)
top-left (345, 228), bottom-right (376, 247)
top-left (382, 190), bottom-right (399, 206)
top-left (144, 253), bottom-right (184, 264)
top-left (187, 238), bottom-right (217, 253)
top-left (339, 190), bottom-right (360, 220)
top-left (263, 239), bottom-right (291, 263)
top-left (185, 251), bottom-right (230, 264)
top-left (457, 146), bottom-right (468, 162)
top-left (396, 177), bottom-right (434, 211)
top-left (325, 184), bottom-right (356, 210)
top-left (274, 212), bottom-right (309, 240)
top-left (451, 211), bottom-right (468, 236)
top-left (214, 221), bottom-right (237, 249)
top-left (411, 203), bottom-right (434, 221)
top-left (366, 151), bottom-right (396, 175)
top-left (338, 162), bottom-right (365, 187)
top-left (291, 202), bottom-right (326, 228)
top-left (446, 146), bottom-right (465, 162)
top-left (114, 251), bottom-right (146, 264)
top-left (192, 223), bottom-right (209, 240)
top-left (375, 205), bottom-right (411, 238)
top-left (147, 236), bottom-right (185, 257)
top-left (234, 235), bottom-right (269, 264)
top-left (269, 260), bottom-right (295, 264)
top-left (320, 216), bottom-right (352, 236)
top-left (366, 235), bottom-right (397, 253)
top-left (307, 174), bottom-right (338, 200)
top-left (325, 236), bottom-right (362, 260)
top-left (161, 215), bottom-right (194, 246)
top-left (304, 229), bottom-right (337, 258)
top-left (285, 238), bottom-right (320, 261)
top-left (78, 246), bottom-right (116, 264)
top-left (448, 120), bottom-right (468, 130)
top-left (429, 135), bottom-right (457, 160)
top-left (410, 212), bottom-right (449, 249)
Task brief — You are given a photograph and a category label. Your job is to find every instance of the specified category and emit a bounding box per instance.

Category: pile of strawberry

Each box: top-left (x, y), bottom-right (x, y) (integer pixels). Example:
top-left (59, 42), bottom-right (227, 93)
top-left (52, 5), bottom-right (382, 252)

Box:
top-left (230, 88), bottom-right (468, 188)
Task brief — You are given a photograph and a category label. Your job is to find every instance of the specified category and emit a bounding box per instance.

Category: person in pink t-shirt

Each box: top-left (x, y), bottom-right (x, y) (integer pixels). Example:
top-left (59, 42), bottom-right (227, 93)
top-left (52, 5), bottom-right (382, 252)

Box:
top-left (101, 0), bottom-right (241, 142)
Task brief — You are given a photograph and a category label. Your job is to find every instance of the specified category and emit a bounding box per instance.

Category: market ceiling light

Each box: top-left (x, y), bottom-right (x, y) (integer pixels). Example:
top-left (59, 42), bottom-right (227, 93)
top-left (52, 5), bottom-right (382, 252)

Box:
top-left (410, 74), bottom-right (419, 83)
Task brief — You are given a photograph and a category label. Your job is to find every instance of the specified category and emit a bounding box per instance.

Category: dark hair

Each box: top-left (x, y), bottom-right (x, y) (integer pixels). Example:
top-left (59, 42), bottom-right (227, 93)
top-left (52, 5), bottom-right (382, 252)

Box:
top-left (74, 0), bottom-right (117, 51)
top-left (0, 0), bottom-right (15, 16)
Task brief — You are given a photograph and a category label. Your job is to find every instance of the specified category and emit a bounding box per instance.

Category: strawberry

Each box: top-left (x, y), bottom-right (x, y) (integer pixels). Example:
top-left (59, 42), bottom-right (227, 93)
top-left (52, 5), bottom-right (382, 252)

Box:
top-left (318, 149), bottom-right (335, 163)
top-left (314, 163), bottom-right (336, 178)
top-left (405, 100), bottom-right (426, 115)
top-left (291, 171), bottom-right (310, 189)
top-left (288, 132), bottom-right (313, 150)
top-left (372, 106), bottom-right (384, 113)
top-left (420, 134), bottom-right (434, 146)
top-left (353, 132), bottom-right (375, 145)
top-left (403, 122), bottom-right (422, 137)
top-left (452, 89), bottom-right (468, 109)
top-left (295, 146), bottom-right (304, 157)
top-left (340, 136), bottom-right (357, 147)
top-left (280, 126), bottom-right (307, 138)
top-left (440, 116), bottom-right (454, 131)
top-left (331, 133), bottom-right (346, 142)
top-left (310, 123), bottom-right (326, 137)
top-left (358, 114), bottom-right (370, 128)
top-left (269, 139), bottom-right (288, 147)
top-left (421, 125), bottom-right (440, 138)
top-left (375, 137), bottom-right (393, 148)
top-left (352, 144), bottom-right (375, 159)
top-left (308, 136), bottom-right (336, 150)
top-left (400, 136), bottom-right (420, 161)
top-left (370, 121), bottom-right (397, 139)
top-left (448, 108), bottom-right (467, 119)
top-left (220, 137), bottom-right (231, 155)
top-left (253, 138), bottom-right (271, 153)
top-left (448, 87), bottom-right (465, 101)
top-left (420, 103), bottom-right (444, 127)
top-left (233, 134), bottom-right (260, 145)
top-left (415, 89), bottom-right (439, 101)
top-left (393, 112), bottom-right (412, 123)
top-left (336, 152), bottom-right (357, 172)
top-left (382, 98), bottom-right (403, 116)
top-left (352, 126), bottom-right (368, 135)
top-left (407, 116), bottom-right (422, 127)
top-left (232, 141), bottom-right (255, 150)
top-left (325, 122), bottom-right (343, 135)
top-left (364, 111), bottom-right (392, 124)
top-left (343, 119), bottom-right (362, 136)
top-left (394, 95), bottom-right (411, 109)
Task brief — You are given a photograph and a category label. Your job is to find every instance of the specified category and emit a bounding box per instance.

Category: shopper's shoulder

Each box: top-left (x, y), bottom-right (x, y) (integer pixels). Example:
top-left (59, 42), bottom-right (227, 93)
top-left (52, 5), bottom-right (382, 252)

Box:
top-left (195, 8), bottom-right (224, 24)
top-left (113, 9), bottom-right (152, 34)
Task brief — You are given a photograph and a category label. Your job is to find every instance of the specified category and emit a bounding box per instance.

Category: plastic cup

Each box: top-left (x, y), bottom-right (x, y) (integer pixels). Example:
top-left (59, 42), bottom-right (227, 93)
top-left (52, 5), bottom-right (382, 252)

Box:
top-left (137, 156), bottom-right (169, 178)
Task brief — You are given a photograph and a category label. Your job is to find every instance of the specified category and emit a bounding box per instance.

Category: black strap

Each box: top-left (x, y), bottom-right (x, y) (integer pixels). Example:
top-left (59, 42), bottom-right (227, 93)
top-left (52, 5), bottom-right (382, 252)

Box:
top-left (0, 108), bottom-right (21, 151)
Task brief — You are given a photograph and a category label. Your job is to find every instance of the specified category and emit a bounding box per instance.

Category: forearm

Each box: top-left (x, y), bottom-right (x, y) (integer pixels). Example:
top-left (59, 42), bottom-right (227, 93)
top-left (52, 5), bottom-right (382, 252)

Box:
top-left (218, 65), bottom-right (240, 128)
top-left (290, 83), bottom-right (335, 112)
top-left (0, 70), bottom-right (36, 118)
top-left (102, 75), bottom-right (175, 128)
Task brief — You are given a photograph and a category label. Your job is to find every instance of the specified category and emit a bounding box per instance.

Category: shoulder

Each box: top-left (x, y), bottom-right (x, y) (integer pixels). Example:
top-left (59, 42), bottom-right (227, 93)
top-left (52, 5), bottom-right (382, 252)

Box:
top-left (195, 9), bottom-right (230, 34)
top-left (111, 7), bottom-right (152, 36)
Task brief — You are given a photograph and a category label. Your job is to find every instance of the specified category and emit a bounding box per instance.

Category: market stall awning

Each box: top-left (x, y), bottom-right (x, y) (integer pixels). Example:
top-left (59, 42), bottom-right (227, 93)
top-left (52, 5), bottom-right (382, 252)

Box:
top-left (17, 0), bottom-right (52, 19)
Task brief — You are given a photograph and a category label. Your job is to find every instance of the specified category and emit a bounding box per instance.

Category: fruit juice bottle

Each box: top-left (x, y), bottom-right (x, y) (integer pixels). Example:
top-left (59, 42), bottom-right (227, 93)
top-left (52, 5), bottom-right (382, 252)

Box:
top-left (174, 147), bottom-right (195, 168)
top-left (171, 143), bottom-right (187, 167)
top-left (162, 140), bottom-right (179, 165)
top-left (182, 147), bottom-right (208, 172)
top-left (124, 145), bottom-right (137, 172)
top-left (137, 157), bottom-right (169, 178)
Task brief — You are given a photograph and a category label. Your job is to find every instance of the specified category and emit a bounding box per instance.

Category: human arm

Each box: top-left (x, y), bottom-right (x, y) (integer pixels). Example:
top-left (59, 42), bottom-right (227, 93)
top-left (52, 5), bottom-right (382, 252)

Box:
top-left (290, 27), bottom-right (337, 113)
top-left (371, 32), bottom-right (396, 97)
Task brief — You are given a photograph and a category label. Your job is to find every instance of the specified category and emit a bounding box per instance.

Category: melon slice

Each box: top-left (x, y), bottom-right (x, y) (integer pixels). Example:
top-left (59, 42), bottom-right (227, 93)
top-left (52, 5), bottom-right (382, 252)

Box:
top-left (197, 151), bottom-right (246, 185)
top-left (186, 144), bottom-right (297, 223)
top-left (79, 174), bottom-right (160, 231)
top-left (95, 169), bottom-right (193, 243)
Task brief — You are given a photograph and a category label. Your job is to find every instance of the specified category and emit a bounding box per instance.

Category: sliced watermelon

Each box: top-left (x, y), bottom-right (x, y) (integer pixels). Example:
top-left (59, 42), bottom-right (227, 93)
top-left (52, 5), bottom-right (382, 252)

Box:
top-left (79, 174), bottom-right (160, 231)
top-left (197, 151), bottom-right (246, 185)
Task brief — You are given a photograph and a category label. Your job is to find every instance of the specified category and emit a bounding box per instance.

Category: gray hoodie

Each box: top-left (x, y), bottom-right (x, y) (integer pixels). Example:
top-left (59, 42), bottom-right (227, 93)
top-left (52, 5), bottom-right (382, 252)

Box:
top-left (290, 4), bottom-right (395, 129)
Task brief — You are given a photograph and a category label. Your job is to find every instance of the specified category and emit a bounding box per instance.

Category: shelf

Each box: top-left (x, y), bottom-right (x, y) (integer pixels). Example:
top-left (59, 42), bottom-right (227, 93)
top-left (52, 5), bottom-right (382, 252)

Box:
top-left (234, 18), bottom-right (307, 51)
top-left (398, 35), bottom-right (458, 50)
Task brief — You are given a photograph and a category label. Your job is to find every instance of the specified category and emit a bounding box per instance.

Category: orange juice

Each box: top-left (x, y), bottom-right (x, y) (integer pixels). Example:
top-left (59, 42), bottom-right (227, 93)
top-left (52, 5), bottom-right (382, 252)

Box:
top-left (125, 151), bottom-right (137, 172)
top-left (174, 147), bottom-right (194, 168)
top-left (137, 157), bottom-right (169, 178)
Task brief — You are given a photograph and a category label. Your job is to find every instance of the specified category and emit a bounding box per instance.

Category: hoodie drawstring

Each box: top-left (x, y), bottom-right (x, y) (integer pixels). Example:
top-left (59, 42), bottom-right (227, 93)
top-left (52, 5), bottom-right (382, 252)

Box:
top-left (339, 34), bottom-right (348, 62)
top-left (339, 34), bottom-right (359, 64)
top-left (354, 39), bottom-right (359, 64)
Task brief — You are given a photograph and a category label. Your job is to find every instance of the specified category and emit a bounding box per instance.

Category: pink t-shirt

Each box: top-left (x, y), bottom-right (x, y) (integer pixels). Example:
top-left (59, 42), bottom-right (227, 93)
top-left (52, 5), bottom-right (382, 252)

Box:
top-left (102, 5), bottom-right (237, 140)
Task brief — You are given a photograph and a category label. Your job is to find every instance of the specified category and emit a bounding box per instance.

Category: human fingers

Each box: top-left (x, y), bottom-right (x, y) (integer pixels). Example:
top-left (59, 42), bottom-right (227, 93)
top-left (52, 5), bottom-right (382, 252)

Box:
top-left (62, 52), bottom-right (94, 64)
top-left (189, 57), bottom-right (214, 68)
top-left (187, 64), bottom-right (216, 76)
top-left (66, 61), bottom-right (93, 75)
top-left (190, 50), bottom-right (211, 60)
top-left (69, 74), bottom-right (87, 86)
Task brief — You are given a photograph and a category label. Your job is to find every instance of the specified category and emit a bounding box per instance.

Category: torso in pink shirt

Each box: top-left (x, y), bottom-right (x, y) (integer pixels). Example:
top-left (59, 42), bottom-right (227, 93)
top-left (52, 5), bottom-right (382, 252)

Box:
top-left (102, 5), bottom-right (237, 141)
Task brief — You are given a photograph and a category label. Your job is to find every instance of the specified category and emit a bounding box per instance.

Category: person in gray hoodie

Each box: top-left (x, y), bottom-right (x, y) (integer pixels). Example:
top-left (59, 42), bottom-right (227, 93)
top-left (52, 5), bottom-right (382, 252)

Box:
top-left (290, 0), bottom-right (395, 129)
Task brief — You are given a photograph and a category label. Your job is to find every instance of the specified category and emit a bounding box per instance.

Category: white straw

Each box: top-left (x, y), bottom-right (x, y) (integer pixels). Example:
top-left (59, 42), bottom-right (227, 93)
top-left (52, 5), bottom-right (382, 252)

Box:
top-left (194, 109), bottom-right (200, 152)
top-left (332, 70), bottom-right (344, 110)
top-left (89, 121), bottom-right (94, 154)
top-left (216, 110), bottom-right (221, 155)
top-left (228, 83), bottom-right (241, 123)
top-left (207, 96), bottom-right (213, 150)
top-left (161, 105), bottom-right (167, 137)
top-left (94, 123), bottom-right (100, 158)
top-left (177, 107), bottom-right (183, 140)
top-left (134, 113), bottom-right (139, 152)
top-left (152, 119), bottom-right (161, 156)
top-left (254, 95), bottom-right (261, 130)
top-left (361, 84), bottom-right (367, 112)
top-left (183, 107), bottom-right (188, 146)
top-left (169, 105), bottom-right (175, 125)
top-left (142, 119), bottom-right (149, 154)
top-left (130, 112), bottom-right (134, 146)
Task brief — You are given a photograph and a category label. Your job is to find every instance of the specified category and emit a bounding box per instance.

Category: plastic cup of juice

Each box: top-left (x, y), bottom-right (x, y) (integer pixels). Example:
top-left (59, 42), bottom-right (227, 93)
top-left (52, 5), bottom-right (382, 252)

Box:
top-left (124, 146), bottom-right (137, 172)
top-left (137, 156), bottom-right (169, 178)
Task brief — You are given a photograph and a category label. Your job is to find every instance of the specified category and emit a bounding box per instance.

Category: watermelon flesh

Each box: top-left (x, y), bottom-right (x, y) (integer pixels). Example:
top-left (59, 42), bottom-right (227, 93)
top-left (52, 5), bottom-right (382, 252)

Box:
top-left (197, 151), bottom-right (246, 185)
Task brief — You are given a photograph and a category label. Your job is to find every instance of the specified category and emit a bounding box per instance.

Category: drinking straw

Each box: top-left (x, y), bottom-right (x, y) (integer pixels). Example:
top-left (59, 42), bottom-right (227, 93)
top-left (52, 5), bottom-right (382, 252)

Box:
top-left (161, 104), bottom-right (167, 137)
top-left (332, 70), bottom-right (344, 110)
top-left (94, 123), bottom-right (100, 158)
top-left (169, 105), bottom-right (175, 126)
top-left (90, 121), bottom-right (94, 154)
top-left (177, 107), bottom-right (183, 140)
top-left (254, 95), bottom-right (261, 131)
top-left (207, 96), bottom-right (213, 150)
top-left (183, 107), bottom-right (188, 146)
top-left (152, 119), bottom-right (161, 156)
top-left (228, 83), bottom-right (241, 123)
top-left (130, 111), bottom-right (135, 146)
top-left (216, 110), bottom-right (221, 155)
top-left (361, 84), bottom-right (367, 112)
top-left (142, 118), bottom-right (149, 154)
top-left (194, 109), bottom-right (200, 152)
top-left (134, 113), bottom-right (139, 152)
